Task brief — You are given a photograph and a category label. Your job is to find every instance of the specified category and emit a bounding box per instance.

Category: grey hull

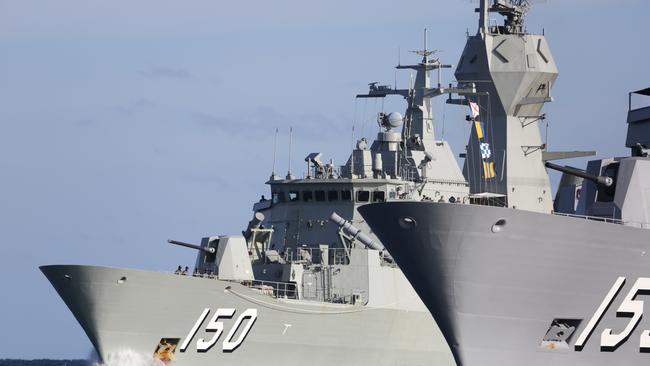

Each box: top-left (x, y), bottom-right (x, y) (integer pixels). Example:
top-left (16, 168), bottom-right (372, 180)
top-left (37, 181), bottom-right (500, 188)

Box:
top-left (359, 202), bottom-right (650, 366)
top-left (41, 264), bottom-right (454, 366)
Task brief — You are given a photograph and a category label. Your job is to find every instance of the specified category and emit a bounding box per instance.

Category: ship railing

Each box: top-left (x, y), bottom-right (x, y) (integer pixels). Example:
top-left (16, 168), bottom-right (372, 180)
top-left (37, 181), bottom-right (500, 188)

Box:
top-left (553, 212), bottom-right (650, 229)
top-left (306, 287), bottom-right (367, 306)
top-left (242, 279), bottom-right (298, 300)
top-left (241, 279), bottom-right (367, 305)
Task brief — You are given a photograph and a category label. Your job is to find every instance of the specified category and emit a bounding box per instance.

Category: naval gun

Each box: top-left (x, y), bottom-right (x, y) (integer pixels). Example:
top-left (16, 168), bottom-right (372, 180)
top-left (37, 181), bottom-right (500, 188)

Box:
top-left (545, 162), bottom-right (614, 188)
top-left (167, 239), bottom-right (216, 254)
top-left (545, 161), bottom-right (618, 203)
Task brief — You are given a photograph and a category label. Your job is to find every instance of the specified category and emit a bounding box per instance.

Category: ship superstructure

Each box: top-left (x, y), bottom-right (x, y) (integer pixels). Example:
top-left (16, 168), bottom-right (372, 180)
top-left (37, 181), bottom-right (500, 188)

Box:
top-left (359, 2), bottom-right (650, 366)
top-left (41, 32), bottom-right (475, 365)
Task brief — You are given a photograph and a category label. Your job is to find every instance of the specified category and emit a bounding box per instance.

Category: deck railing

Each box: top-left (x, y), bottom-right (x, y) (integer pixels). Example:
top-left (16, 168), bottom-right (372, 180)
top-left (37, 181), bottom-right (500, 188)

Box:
top-left (553, 212), bottom-right (650, 229)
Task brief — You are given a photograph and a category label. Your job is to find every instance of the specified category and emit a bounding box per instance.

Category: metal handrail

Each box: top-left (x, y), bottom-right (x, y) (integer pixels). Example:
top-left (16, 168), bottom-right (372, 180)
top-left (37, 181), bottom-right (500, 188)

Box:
top-left (553, 212), bottom-right (650, 229)
top-left (245, 279), bottom-right (298, 299)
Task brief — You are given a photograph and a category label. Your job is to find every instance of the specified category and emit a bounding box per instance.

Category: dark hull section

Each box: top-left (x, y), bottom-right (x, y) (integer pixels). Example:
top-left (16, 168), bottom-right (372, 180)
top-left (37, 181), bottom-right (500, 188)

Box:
top-left (360, 202), bottom-right (650, 366)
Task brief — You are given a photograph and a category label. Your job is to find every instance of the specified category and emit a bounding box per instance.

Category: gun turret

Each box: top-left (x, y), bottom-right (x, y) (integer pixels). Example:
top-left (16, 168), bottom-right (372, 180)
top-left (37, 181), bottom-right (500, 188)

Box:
top-left (545, 162), bottom-right (614, 187)
top-left (167, 239), bottom-right (216, 254)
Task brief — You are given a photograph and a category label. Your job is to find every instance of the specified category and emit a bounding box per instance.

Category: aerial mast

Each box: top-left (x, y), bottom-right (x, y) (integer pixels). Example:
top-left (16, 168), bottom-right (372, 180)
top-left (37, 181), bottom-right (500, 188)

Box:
top-left (478, 0), bottom-right (489, 34)
top-left (286, 127), bottom-right (294, 180)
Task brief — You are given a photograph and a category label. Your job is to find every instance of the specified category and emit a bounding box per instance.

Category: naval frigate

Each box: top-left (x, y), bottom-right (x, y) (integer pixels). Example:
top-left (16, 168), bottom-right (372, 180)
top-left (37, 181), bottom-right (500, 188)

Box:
top-left (359, 1), bottom-right (650, 365)
top-left (41, 30), bottom-right (477, 365)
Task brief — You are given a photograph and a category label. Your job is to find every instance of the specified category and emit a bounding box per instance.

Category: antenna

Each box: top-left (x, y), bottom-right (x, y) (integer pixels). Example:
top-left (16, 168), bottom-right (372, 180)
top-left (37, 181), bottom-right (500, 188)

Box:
top-left (286, 127), bottom-right (294, 180)
top-left (271, 128), bottom-right (278, 180)
top-left (411, 29), bottom-right (437, 62)
top-left (479, 0), bottom-right (489, 34)
top-left (394, 70), bottom-right (398, 90)
top-left (351, 125), bottom-right (355, 179)
top-left (397, 46), bottom-right (401, 66)
top-left (423, 28), bottom-right (428, 54)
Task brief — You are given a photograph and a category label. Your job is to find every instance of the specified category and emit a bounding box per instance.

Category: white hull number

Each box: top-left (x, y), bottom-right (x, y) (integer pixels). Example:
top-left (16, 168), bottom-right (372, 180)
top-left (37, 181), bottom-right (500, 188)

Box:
top-left (179, 308), bottom-right (258, 353)
top-left (575, 277), bottom-right (650, 351)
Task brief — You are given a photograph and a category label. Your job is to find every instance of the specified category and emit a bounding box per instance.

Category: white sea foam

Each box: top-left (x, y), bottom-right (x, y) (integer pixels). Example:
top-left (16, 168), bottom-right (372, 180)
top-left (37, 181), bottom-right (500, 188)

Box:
top-left (94, 350), bottom-right (164, 366)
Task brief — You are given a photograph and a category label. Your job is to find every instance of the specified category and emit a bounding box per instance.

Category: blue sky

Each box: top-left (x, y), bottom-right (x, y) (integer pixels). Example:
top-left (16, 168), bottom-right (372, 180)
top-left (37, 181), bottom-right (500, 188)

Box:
top-left (1, 0), bottom-right (648, 359)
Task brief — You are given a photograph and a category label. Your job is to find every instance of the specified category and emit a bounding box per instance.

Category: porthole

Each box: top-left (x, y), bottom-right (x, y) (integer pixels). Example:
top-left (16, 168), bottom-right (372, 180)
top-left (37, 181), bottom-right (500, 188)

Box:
top-left (398, 216), bottom-right (417, 230)
top-left (491, 219), bottom-right (507, 233)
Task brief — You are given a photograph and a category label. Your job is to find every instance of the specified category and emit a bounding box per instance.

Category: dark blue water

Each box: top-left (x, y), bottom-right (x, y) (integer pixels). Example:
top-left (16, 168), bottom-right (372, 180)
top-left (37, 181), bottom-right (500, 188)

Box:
top-left (0, 360), bottom-right (89, 366)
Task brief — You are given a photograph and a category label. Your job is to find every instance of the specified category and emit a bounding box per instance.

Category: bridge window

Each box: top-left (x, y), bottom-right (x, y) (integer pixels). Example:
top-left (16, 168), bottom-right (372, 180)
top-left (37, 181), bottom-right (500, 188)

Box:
top-left (289, 191), bottom-right (299, 202)
top-left (356, 190), bottom-right (370, 202)
top-left (328, 190), bottom-right (339, 201)
top-left (272, 192), bottom-right (285, 204)
top-left (315, 190), bottom-right (326, 202)
top-left (373, 191), bottom-right (385, 202)
top-left (341, 190), bottom-right (352, 201)
top-left (302, 191), bottom-right (314, 202)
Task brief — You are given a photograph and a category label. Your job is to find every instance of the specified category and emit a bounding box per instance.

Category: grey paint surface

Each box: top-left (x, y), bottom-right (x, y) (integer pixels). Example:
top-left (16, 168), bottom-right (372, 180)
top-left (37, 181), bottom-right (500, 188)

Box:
top-left (360, 201), bottom-right (650, 366)
top-left (42, 264), bottom-right (454, 365)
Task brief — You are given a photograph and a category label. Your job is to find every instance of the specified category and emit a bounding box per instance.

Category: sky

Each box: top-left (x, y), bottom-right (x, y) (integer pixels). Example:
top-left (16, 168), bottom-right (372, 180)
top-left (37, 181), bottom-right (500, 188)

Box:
top-left (1, 0), bottom-right (649, 359)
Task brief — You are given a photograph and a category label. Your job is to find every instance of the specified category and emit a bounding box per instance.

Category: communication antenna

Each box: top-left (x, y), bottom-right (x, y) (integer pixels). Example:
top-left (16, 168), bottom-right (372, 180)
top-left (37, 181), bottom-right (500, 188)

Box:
top-left (410, 29), bottom-right (438, 62)
top-left (479, 0), bottom-right (489, 34)
top-left (286, 127), bottom-right (294, 180)
top-left (271, 128), bottom-right (278, 180)
top-left (351, 125), bottom-right (355, 178)
top-left (423, 28), bottom-right (427, 53)
top-left (394, 70), bottom-right (398, 90)
top-left (397, 46), bottom-right (401, 66)
top-left (509, 0), bottom-right (533, 15)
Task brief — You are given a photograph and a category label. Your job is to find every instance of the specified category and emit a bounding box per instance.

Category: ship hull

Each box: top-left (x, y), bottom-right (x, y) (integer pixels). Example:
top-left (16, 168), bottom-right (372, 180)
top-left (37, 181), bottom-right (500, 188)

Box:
top-left (41, 264), bottom-right (454, 366)
top-left (359, 202), bottom-right (650, 366)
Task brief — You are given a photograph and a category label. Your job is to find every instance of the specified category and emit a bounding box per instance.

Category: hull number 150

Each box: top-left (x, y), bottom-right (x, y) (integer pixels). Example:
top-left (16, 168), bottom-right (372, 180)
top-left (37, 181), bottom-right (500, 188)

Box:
top-left (179, 308), bottom-right (258, 353)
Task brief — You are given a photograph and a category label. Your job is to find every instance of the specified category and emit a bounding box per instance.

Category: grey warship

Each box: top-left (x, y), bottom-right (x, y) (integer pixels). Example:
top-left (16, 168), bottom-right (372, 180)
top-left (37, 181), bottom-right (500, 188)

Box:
top-left (360, 1), bottom-right (650, 365)
top-left (40, 31), bottom-right (477, 365)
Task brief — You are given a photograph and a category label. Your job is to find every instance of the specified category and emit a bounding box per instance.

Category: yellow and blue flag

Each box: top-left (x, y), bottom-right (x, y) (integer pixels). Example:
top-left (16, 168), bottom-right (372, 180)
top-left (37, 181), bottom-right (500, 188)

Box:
top-left (469, 102), bottom-right (496, 179)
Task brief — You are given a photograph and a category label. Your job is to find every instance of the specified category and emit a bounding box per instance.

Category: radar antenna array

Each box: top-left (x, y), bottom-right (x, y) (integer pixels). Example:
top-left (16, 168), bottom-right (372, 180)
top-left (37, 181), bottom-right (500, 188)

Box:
top-left (505, 0), bottom-right (532, 16)
top-left (408, 29), bottom-right (441, 64)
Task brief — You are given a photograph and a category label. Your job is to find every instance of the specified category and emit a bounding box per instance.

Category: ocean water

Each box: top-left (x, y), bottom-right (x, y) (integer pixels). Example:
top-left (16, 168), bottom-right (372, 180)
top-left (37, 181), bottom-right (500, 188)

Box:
top-left (1, 351), bottom-right (165, 366)
top-left (0, 361), bottom-right (89, 366)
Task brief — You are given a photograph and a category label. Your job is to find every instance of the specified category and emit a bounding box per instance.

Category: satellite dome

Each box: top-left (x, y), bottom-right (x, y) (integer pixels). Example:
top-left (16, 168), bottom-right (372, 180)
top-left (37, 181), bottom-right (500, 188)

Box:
top-left (384, 112), bottom-right (403, 129)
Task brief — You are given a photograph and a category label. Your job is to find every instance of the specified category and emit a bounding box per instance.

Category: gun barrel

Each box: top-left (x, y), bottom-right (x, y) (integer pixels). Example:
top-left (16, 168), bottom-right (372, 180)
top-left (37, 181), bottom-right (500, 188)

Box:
top-left (545, 162), bottom-right (613, 187)
top-left (167, 239), bottom-right (216, 254)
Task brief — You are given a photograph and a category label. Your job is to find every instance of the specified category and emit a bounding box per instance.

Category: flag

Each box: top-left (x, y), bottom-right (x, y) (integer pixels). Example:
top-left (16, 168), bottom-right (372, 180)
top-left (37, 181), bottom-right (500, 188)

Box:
top-left (469, 101), bottom-right (496, 179)
top-left (482, 161), bottom-right (496, 178)
top-left (469, 101), bottom-right (480, 119)
top-left (480, 142), bottom-right (492, 159)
